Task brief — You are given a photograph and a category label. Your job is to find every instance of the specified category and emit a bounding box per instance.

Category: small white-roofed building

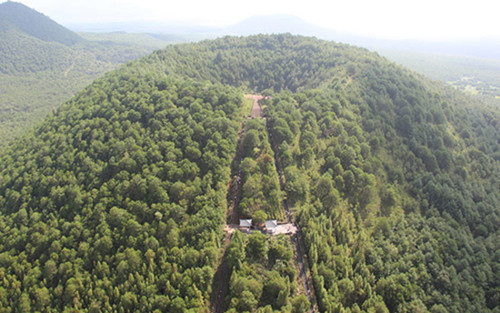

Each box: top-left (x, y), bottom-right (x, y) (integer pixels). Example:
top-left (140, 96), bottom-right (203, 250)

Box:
top-left (239, 219), bottom-right (252, 228)
top-left (265, 220), bottom-right (278, 234)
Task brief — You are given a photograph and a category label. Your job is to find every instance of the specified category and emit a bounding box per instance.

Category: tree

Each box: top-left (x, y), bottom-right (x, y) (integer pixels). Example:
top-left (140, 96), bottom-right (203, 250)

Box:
top-left (292, 294), bottom-right (310, 313)
top-left (268, 240), bottom-right (292, 265)
top-left (246, 232), bottom-right (268, 260)
top-left (237, 290), bottom-right (258, 312)
top-left (262, 272), bottom-right (289, 309)
top-left (242, 129), bottom-right (260, 158)
top-left (227, 231), bottom-right (245, 270)
top-left (34, 287), bottom-right (51, 309)
top-left (18, 293), bottom-right (31, 312)
top-left (253, 210), bottom-right (267, 227)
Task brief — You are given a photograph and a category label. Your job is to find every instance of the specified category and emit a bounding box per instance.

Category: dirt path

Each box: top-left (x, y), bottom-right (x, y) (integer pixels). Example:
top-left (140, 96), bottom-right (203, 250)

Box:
top-left (211, 114), bottom-right (247, 313)
top-left (244, 94), bottom-right (264, 118)
top-left (227, 122), bottom-right (245, 225)
top-left (210, 232), bottom-right (232, 313)
top-left (63, 55), bottom-right (78, 77)
top-left (212, 94), bottom-right (316, 312)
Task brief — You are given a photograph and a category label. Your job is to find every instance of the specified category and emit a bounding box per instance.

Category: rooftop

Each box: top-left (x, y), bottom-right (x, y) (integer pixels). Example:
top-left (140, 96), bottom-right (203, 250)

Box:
top-left (239, 219), bottom-right (252, 227)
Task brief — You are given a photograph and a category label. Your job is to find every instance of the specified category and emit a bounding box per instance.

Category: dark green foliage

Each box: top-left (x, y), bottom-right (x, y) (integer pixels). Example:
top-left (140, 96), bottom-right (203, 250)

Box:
top-left (246, 232), bottom-right (268, 260)
top-left (143, 34), bottom-right (377, 93)
top-left (236, 118), bottom-right (284, 220)
top-left (226, 233), bottom-right (298, 312)
top-left (259, 36), bottom-right (499, 311)
top-left (291, 294), bottom-right (311, 313)
top-left (0, 72), bottom-right (243, 311)
top-left (0, 34), bottom-right (498, 312)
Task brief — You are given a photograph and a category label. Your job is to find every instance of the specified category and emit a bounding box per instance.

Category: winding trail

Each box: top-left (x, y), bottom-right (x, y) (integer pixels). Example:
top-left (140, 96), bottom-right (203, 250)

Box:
top-left (63, 55), bottom-right (78, 77)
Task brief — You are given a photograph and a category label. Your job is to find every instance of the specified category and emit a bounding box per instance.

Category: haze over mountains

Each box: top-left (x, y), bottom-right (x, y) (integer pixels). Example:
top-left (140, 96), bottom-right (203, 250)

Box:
top-left (68, 14), bottom-right (500, 60)
top-left (67, 11), bottom-right (500, 106)
top-left (0, 0), bottom-right (82, 45)
top-left (0, 1), bottom-right (153, 146)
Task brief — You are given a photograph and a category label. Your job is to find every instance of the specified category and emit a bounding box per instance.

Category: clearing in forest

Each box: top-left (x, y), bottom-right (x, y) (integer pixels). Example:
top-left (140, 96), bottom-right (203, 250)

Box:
top-left (245, 94), bottom-right (264, 118)
top-left (211, 94), bottom-right (316, 313)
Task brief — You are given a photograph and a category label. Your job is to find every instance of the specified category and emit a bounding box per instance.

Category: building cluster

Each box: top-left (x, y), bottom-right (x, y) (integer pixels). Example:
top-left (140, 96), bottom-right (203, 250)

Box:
top-left (239, 219), bottom-right (297, 235)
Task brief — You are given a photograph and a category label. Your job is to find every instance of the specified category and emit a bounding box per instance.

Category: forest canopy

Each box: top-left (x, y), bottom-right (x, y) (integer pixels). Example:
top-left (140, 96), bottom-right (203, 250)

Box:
top-left (0, 34), bottom-right (498, 312)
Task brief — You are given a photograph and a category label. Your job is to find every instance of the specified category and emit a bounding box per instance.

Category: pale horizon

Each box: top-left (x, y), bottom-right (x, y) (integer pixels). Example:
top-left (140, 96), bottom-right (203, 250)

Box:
top-left (4, 0), bottom-right (500, 41)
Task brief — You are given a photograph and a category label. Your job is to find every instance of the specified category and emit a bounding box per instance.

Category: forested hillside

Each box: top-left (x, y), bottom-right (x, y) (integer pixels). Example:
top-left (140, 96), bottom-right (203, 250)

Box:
top-left (0, 2), bottom-right (151, 147)
top-left (0, 73), bottom-right (244, 311)
top-left (0, 34), bottom-right (498, 312)
top-left (0, 1), bottom-right (82, 45)
top-left (380, 49), bottom-right (500, 107)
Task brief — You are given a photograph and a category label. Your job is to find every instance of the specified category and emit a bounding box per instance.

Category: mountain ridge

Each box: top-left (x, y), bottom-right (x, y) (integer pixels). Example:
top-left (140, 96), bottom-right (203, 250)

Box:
top-left (0, 1), bottom-right (83, 45)
top-left (223, 15), bottom-right (339, 38)
top-left (0, 34), bottom-right (498, 312)
top-left (68, 14), bottom-right (500, 60)
top-left (0, 1), bottom-right (152, 147)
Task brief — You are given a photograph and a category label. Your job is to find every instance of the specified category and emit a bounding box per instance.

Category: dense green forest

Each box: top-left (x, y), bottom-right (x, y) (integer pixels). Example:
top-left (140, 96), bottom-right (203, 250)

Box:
top-left (0, 34), bottom-right (498, 312)
top-left (0, 2), bottom-right (153, 148)
top-left (265, 86), bottom-right (499, 311)
top-left (0, 73), bottom-right (244, 312)
top-left (235, 118), bottom-right (283, 220)
top-left (78, 32), bottom-right (187, 50)
top-left (224, 231), bottom-right (308, 312)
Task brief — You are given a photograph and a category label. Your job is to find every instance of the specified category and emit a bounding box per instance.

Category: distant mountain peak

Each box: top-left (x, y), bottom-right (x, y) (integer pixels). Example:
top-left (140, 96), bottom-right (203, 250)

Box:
top-left (225, 14), bottom-right (339, 38)
top-left (0, 1), bottom-right (83, 45)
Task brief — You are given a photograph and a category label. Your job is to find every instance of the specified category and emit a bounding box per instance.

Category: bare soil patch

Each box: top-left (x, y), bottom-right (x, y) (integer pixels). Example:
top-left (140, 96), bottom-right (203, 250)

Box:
top-left (244, 94), bottom-right (264, 118)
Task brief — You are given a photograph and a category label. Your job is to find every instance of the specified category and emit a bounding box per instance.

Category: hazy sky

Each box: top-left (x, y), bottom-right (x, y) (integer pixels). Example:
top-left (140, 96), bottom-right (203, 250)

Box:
top-left (11, 0), bottom-right (500, 40)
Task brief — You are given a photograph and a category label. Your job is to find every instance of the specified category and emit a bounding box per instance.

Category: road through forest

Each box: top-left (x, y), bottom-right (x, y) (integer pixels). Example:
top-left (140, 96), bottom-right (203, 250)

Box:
top-left (211, 96), bottom-right (255, 313)
top-left (211, 94), bottom-right (315, 312)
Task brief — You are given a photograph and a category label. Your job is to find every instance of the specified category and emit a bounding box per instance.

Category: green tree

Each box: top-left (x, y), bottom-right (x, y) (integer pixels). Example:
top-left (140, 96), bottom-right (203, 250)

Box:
top-left (253, 210), bottom-right (267, 227)
top-left (292, 294), bottom-right (310, 313)
top-left (247, 232), bottom-right (268, 260)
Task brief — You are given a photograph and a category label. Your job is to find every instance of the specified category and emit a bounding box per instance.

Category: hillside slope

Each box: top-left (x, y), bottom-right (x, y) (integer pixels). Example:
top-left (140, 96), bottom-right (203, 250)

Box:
top-left (0, 1), bottom-right (82, 45)
top-left (0, 2), bottom-right (151, 147)
top-left (0, 35), bottom-right (498, 312)
top-left (0, 74), bottom-right (243, 312)
top-left (380, 49), bottom-right (500, 107)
